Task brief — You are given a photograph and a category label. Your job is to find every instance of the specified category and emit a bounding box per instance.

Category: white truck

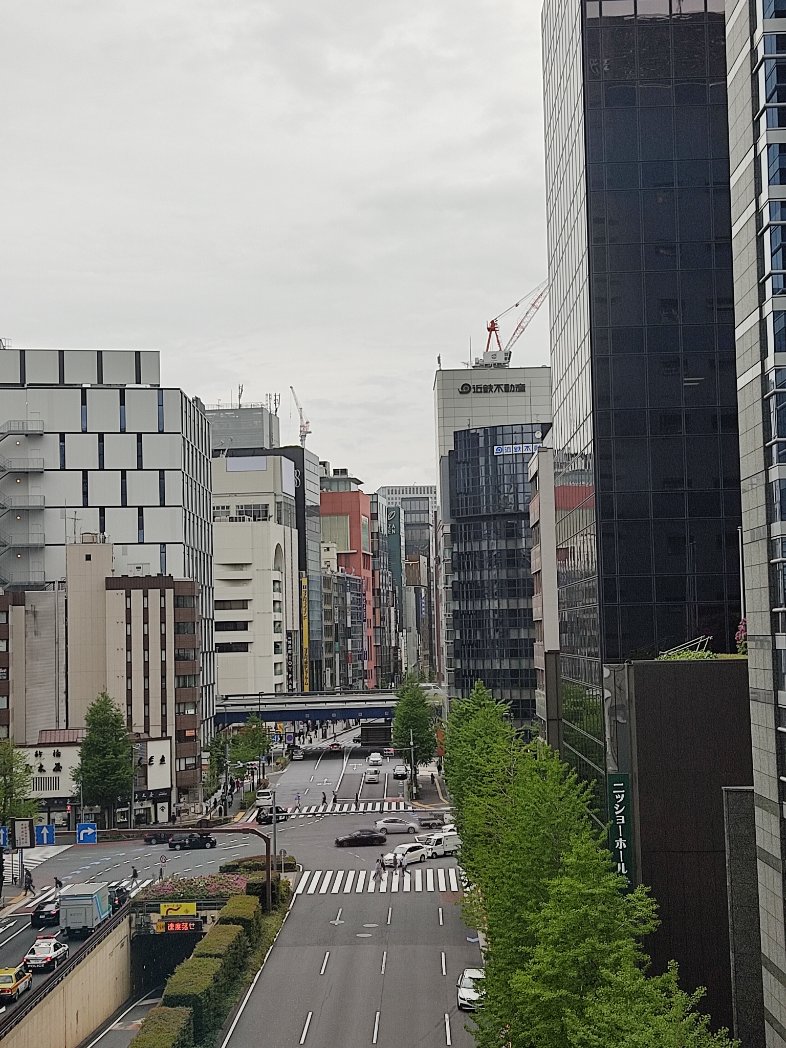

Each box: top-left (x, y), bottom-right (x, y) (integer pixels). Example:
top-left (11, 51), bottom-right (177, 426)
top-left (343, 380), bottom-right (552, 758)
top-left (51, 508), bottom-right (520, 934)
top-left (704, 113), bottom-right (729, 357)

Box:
top-left (59, 883), bottom-right (112, 939)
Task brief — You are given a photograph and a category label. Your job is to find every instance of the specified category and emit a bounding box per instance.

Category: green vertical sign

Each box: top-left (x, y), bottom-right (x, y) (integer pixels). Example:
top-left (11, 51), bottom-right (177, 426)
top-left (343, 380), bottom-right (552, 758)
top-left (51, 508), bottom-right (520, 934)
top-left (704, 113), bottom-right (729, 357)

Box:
top-left (607, 773), bottom-right (635, 886)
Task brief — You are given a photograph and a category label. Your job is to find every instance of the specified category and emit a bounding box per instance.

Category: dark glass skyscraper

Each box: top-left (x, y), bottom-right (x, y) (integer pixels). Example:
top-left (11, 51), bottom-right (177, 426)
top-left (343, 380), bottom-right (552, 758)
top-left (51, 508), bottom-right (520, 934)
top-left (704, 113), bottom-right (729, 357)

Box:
top-left (541, 0), bottom-right (741, 814)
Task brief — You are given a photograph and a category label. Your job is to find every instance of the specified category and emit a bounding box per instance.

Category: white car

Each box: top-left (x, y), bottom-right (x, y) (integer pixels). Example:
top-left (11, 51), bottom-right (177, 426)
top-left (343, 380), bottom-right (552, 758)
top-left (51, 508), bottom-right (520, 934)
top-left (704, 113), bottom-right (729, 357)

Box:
top-left (365, 768), bottom-right (381, 784)
top-left (254, 789), bottom-right (274, 808)
top-left (383, 842), bottom-right (429, 867)
top-left (374, 816), bottom-right (419, 835)
top-left (367, 752), bottom-right (383, 766)
top-left (24, 935), bottom-right (69, 971)
top-left (457, 967), bottom-right (484, 1011)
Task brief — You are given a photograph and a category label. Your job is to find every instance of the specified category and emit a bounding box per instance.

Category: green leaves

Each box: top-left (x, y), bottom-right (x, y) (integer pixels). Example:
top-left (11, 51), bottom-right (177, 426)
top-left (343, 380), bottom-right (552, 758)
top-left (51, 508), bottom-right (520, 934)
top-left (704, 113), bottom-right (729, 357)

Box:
top-left (445, 681), bottom-right (738, 1048)
top-left (0, 741), bottom-right (36, 825)
top-left (73, 692), bottom-right (133, 819)
top-left (229, 716), bottom-right (271, 766)
top-left (391, 676), bottom-right (436, 774)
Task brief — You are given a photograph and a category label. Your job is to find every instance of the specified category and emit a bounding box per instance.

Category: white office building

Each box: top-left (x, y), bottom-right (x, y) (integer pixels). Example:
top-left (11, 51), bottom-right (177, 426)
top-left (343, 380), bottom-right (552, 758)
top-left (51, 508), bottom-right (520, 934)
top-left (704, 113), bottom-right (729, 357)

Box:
top-left (0, 345), bottom-right (214, 741)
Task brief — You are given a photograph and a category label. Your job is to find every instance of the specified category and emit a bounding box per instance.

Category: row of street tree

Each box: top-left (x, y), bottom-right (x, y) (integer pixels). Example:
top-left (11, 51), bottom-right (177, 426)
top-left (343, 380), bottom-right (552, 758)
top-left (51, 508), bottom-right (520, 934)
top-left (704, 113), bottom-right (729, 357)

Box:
top-left (445, 681), bottom-right (737, 1048)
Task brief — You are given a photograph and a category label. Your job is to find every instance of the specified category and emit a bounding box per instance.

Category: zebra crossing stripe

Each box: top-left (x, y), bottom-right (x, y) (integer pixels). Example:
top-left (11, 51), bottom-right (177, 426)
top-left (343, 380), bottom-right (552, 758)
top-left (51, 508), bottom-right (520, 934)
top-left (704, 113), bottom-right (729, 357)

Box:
top-left (331, 870), bottom-right (345, 894)
top-left (426, 869), bottom-right (434, 892)
top-left (414, 868), bottom-right (422, 892)
top-left (448, 868), bottom-right (459, 892)
top-left (403, 871), bottom-right (411, 892)
top-left (356, 870), bottom-right (366, 893)
top-left (307, 871), bottom-right (323, 895)
top-left (319, 871), bottom-right (333, 894)
top-left (343, 870), bottom-right (355, 893)
top-left (437, 869), bottom-right (447, 892)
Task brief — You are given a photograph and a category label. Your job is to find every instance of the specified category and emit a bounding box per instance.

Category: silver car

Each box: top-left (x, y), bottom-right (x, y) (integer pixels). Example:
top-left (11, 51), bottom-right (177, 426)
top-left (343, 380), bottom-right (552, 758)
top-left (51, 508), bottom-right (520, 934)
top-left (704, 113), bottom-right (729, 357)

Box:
top-left (374, 816), bottom-right (419, 835)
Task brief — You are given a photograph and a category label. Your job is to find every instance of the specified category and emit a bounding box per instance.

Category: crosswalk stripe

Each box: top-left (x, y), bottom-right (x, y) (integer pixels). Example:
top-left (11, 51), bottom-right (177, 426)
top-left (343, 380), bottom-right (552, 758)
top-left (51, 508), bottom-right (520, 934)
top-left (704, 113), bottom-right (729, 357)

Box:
top-left (414, 868), bottom-right (422, 892)
top-left (391, 872), bottom-right (399, 893)
top-left (319, 871), bottom-right (333, 894)
top-left (448, 868), bottom-right (459, 892)
top-left (403, 872), bottom-right (411, 892)
top-left (437, 869), bottom-right (447, 892)
top-left (331, 871), bottom-right (344, 894)
top-left (295, 874), bottom-right (309, 895)
top-left (340, 804), bottom-right (350, 813)
top-left (426, 869), bottom-right (434, 892)
top-left (343, 870), bottom-right (355, 893)
top-left (307, 871), bottom-right (323, 895)
top-left (356, 870), bottom-right (366, 893)
top-left (367, 872), bottom-right (376, 893)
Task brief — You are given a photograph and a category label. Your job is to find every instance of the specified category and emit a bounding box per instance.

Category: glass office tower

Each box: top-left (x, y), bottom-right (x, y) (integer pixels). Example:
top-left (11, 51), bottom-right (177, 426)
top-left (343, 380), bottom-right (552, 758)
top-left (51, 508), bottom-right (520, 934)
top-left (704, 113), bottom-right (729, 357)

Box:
top-left (541, 0), bottom-right (741, 814)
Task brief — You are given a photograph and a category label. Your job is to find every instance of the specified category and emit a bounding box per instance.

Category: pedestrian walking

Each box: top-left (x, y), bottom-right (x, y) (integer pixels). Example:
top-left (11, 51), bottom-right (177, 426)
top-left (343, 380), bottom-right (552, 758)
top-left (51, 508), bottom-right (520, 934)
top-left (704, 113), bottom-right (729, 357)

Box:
top-left (23, 869), bottom-right (34, 896)
top-left (130, 866), bottom-right (139, 889)
top-left (430, 772), bottom-right (436, 786)
top-left (321, 792), bottom-right (327, 806)
top-left (332, 791), bottom-right (337, 806)
top-left (53, 877), bottom-right (63, 893)
top-left (354, 792), bottom-right (359, 807)
top-left (397, 853), bottom-right (405, 871)
top-left (295, 793), bottom-right (301, 810)
top-left (374, 857), bottom-right (383, 882)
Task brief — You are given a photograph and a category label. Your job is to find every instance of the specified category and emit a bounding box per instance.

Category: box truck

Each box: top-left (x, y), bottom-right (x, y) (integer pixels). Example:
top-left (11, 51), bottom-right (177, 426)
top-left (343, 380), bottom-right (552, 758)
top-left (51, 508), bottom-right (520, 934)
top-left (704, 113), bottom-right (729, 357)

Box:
top-left (59, 883), bottom-right (111, 939)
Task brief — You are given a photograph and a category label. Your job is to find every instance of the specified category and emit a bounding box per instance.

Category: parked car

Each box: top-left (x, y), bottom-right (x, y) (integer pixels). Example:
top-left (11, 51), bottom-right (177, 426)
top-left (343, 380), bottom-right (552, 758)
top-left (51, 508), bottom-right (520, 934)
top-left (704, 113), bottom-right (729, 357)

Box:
top-left (374, 817), bottom-right (419, 836)
top-left (168, 833), bottom-right (217, 851)
top-left (335, 829), bottom-right (387, 848)
top-left (367, 752), bottom-right (383, 767)
top-left (365, 768), bottom-right (381, 784)
top-left (256, 806), bottom-right (290, 825)
top-left (456, 967), bottom-right (485, 1011)
top-left (382, 842), bottom-right (429, 867)
top-left (0, 965), bottom-right (32, 1001)
top-left (425, 831), bottom-right (461, 858)
top-left (24, 935), bottom-right (69, 972)
top-left (291, 747), bottom-right (304, 760)
top-left (392, 765), bottom-right (408, 780)
top-left (30, 898), bottom-right (60, 929)
top-left (143, 830), bottom-right (172, 845)
top-left (108, 883), bottom-right (130, 912)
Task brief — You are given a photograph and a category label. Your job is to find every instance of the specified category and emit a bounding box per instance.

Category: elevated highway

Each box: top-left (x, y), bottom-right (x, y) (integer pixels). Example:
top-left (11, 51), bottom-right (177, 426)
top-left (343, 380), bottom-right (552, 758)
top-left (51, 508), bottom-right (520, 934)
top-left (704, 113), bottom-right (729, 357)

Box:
top-left (215, 690), bottom-right (399, 727)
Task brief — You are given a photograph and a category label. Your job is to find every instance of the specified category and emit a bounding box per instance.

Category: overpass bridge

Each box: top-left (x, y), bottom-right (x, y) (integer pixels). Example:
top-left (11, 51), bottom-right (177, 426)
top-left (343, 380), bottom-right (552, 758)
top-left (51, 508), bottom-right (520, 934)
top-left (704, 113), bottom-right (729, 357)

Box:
top-left (215, 690), bottom-right (399, 727)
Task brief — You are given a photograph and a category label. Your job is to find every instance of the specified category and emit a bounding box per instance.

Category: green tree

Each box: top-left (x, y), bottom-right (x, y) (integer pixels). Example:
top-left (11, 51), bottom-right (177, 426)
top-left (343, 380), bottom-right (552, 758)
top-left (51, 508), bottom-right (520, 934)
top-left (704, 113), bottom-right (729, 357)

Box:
top-left (0, 741), bottom-right (36, 825)
top-left (73, 693), bottom-right (132, 827)
top-left (392, 677), bottom-right (436, 793)
top-left (566, 963), bottom-right (738, 1048)
top-left (229, 716), bottom-right (271, 766)
top-left (206, 732), bottom-right (228, 796)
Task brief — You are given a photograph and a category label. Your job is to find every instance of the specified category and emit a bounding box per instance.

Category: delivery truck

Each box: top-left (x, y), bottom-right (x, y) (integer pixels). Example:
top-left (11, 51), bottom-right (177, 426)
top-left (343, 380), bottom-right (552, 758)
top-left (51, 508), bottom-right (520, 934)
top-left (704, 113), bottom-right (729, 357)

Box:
top-left (59, 883), bottom-right (111, 939)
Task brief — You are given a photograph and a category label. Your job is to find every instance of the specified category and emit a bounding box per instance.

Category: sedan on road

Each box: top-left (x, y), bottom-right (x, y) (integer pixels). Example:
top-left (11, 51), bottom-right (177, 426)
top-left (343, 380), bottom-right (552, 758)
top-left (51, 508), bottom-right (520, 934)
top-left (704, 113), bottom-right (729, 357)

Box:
top-left (168, 833), bottom-right (217, 850)
top-left (256, 806), bottom-right (290, 825)
top-left (365, 768), bottom-right (380, 784)
top-left (367, 752), bottom-right (383, 766)
top-left (392, 765), bottom-right (408, 780)
top-left (457, 967), bottom-right (485, 1011)
top-left (143, 830), bottom-right (172, 845)
top-left (382, 842), bottom-right (429, 867)
top-left (335, 829), bottom-right (387, 848)
top-left (0, 965), bottom-right (32, 1001)
top-left (328, 742), bottom-right (342, 752)
top-left (30, 898), bottom-right (60, 928)
top-left (374, 817), bottom-right (419, 836)
top-left (24, 935), bottom-right (69, 971)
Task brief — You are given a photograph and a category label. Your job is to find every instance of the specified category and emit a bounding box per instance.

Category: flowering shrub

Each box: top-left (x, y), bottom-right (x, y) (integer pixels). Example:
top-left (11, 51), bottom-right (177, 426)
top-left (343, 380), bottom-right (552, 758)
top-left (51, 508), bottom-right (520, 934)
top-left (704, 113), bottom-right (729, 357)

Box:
top-left (136, 874), bottom-right (247, 902)
top-left (735, 618), bottom-right (748, 655)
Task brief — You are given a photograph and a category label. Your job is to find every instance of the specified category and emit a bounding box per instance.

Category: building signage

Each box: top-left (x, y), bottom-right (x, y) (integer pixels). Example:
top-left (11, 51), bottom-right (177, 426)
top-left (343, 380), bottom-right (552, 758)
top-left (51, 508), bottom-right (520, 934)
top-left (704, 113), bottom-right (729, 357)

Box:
top-left (458, 382), bottom-right (526, 395)
top-left (286, 630), bottom-right (295, 691)
top-left (606, 774), bottom-right (635, 887)
top-left (493, 443), bottom-right (541, 457)
top-left (160, 902), bottom-right (197, 917)
top-left (300, 575), bottom-right (310, 692)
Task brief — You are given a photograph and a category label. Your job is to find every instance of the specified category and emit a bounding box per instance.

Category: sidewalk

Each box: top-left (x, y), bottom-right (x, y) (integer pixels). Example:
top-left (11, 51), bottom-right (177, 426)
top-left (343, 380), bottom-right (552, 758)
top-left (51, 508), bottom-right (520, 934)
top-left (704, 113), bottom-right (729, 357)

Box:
top-left (411, 761), bottom-right (449, 808)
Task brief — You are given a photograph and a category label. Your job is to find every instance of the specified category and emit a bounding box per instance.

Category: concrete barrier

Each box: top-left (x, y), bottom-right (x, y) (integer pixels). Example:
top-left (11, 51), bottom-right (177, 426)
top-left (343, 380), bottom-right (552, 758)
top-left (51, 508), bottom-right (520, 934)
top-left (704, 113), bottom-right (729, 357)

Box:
top-left (1, 919), bottom-right (131, 1048)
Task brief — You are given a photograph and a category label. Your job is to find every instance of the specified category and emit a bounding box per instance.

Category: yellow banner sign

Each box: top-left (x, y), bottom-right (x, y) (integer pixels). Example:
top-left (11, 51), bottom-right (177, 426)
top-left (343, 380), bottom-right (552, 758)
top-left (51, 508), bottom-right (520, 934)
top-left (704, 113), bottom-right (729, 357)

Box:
top-left (159, 901), bottom-right (197, 917)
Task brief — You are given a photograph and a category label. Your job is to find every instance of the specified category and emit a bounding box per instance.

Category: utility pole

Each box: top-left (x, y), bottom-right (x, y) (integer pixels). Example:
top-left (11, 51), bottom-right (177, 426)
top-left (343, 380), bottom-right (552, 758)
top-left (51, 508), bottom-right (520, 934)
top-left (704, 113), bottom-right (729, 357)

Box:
top-left (409, 728), bottom-right (417, 800)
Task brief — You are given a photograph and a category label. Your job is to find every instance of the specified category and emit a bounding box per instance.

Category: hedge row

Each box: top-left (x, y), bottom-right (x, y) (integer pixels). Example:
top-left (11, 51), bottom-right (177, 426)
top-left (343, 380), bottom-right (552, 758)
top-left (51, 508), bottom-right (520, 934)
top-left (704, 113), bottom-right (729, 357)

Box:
top-left (192, 923), bottom-right (248, 993)
top-left (128, 1006), bottom-right (193, 1048)
top-left (162, 958), bottom-right (222, 1043)
top-left (217, 894), bottom-right (263, 941)
top-left (220, 852), bottom-right (298, 874)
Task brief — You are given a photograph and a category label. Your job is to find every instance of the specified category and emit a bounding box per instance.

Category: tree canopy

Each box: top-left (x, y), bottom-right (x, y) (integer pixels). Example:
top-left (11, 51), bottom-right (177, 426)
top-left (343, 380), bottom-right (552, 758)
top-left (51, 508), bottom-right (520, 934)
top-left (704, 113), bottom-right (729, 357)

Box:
top-left (392, 676), bottom-right (436, 771)
top-left (229, 716), bottom-right (271, 766)
top-left (0, 741), bottom-right (36, 825)
top-left (73, 693), bottom-right (132, 823)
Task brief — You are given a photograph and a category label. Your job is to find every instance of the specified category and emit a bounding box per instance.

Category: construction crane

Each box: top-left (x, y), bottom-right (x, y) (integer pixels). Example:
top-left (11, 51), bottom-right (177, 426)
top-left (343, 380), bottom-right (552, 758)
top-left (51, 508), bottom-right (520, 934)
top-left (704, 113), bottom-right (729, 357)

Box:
top-left (481, 280), bottom-right (549, 365)
top-left (290, 386), bottom-right (312, 448)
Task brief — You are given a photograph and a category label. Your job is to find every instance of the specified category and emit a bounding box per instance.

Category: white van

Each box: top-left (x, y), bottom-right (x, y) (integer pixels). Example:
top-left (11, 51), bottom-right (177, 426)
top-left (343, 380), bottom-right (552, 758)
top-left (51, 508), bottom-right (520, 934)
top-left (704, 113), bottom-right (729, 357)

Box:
top-left (426, 831), bottom-right (461, 858)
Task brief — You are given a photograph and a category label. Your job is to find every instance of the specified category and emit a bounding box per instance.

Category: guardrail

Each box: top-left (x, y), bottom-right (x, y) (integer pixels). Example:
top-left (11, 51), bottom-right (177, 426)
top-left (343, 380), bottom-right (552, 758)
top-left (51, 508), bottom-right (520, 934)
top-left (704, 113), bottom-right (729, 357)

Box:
top-left (0, 908), bottom-right (130, 1040)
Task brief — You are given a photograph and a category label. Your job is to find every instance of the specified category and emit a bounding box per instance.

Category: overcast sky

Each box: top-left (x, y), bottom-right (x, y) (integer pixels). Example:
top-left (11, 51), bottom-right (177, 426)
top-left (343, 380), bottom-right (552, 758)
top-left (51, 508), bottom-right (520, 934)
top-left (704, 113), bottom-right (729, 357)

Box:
top-left (0, 2), bottom-right (548, 489)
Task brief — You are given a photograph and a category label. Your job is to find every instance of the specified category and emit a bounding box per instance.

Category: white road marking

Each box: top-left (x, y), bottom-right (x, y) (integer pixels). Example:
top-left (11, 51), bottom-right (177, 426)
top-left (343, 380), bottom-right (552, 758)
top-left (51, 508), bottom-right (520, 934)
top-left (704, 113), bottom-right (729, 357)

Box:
top-left (299, 1011), bottom-right (312, 1044)
top-left (391, 872), bottom-right (399, 893)
top-left (441, 951), bottom-right (446, 976)
top-left (380, 950), bottom-right (386, 975)
top-left (343, 870), bottom-right (355, 893)
top-left (444, 1013), bottom-right (452, 1046)
top-left (320, 951), bottom-right (329, 976)
top-left (437, 868), bottom-right (447, 892)
top-left (414, 868), bottom-right (423, 892)
top-left (426, 869), bottom-right (434, 892)
top-left (387, 906), bottom-right (391, 926)
top-left (438, 907), bottom-right (444, 926)
top-left (307, 871), bottom-right (323, 895)
top-left (403, 872), bottom-right (411, 892)
top-left (318, 871), bottom-right (332, 894)
top-left (372, 1011), bottom-right (380, 1045)
top-left (448, 868), bottom-right (459, 892)
top-left (356, 870), bottom-right (366, 892)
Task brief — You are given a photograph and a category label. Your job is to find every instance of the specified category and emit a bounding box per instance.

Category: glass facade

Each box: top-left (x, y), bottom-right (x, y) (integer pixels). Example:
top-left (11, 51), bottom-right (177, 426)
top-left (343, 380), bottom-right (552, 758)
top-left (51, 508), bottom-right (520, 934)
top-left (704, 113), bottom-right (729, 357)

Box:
top-left (448, 423), bottom-right (549, 719)
top-left (542, 0), bottom-right (741, 816)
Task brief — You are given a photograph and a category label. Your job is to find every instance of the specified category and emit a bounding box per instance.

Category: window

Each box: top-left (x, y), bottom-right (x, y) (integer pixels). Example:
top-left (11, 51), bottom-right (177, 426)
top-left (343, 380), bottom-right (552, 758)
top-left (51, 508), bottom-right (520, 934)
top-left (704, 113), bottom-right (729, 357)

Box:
top-left (216, 642), bottom-right (250, 653)
top-left (99, 507), bottom-right (105, 534)
top-left (175, 674), bottom-right (199, 688)
top-left (273, 641), bottom-right (283, 654)
top-left (80, 388), bottom-right (87, 433)
top-left (235, 503), bottom-right (269, 521)
top-left (272, 580), bottom-right (282, 594)
top-left (157, 389), bottom-right (165, 433)
top-left (119, 390), bottom-right (126, 432)
top-left (160, 544), bottom-right (167, 575)
top-left (59, 433), bottom-right (66, 470)
top-left (159, 470), bottom-right (166, 507)
top-left (215, 620), bottom-right (249, 631)
top-left (137, 434), bottom-right (143, 469)
top-left (175, 621), bottom-right (196, 635)
top-left (138, 508), bottom-right (144, 543)
top-left (213, 505), bottom-right (231, 521)
top-left (82, 470), bottom-right (89, 508)
top-left (176, 701), bottom-right (197, 715)
top-left (175, 595), bottom-right (196, 609)
top-left (273, 621), bottom-right (283, 634)
top-left (273, 600), bottom-right (282, 613)
top-left (174, 648), bottom-right (196, 661)
top-left (215, 599), bottom-right (249, 610)
top-left (274, 662), bottom-right (283, 675)
top-left (120, 470), bottom-right (127, 507)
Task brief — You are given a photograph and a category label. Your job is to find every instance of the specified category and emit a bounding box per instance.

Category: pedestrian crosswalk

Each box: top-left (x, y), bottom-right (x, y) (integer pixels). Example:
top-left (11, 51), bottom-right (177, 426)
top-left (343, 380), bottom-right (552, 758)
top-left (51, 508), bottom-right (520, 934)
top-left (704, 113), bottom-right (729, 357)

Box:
top-left (2, 845), bottom-right (71, 884)
top-left (294, 865), bottom-right (462, 896)
top-left (241, 800), bottom-right (413, 822)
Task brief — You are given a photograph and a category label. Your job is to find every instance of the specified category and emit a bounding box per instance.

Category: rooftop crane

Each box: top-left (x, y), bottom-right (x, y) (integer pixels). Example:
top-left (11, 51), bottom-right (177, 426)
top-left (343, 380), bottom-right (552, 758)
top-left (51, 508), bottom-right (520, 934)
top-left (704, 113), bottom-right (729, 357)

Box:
top-left (479, 280), bottom-right (549, 367)
top-left (290, 386), bottom-right (312, 448)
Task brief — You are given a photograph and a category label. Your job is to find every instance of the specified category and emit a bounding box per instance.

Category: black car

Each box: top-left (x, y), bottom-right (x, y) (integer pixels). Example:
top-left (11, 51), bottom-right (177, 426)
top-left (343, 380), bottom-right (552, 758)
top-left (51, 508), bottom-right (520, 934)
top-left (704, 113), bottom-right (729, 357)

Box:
top-left (168, 833), bottom-right (217, 851)
top-left (143, 830), bottom-right (172, 845)
top-left (108, 883), bottom-right (130, 912)
top-left (335, 829), bottom-right (387, 848)
top-left (30, 898), bottom-right (60, 928)
top-left (256, 806), bottom-right (290, 826)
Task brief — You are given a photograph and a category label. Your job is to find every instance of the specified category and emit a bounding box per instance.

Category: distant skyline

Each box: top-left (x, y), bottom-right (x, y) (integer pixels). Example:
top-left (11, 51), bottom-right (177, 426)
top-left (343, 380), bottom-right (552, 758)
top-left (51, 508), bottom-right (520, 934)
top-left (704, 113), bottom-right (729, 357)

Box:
top-left (0, 2), bottom-right (549, 490)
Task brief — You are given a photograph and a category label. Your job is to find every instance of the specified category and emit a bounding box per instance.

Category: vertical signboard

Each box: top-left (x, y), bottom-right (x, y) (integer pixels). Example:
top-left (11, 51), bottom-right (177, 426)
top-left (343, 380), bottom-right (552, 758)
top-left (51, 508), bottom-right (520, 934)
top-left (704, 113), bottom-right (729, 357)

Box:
top-left (607, 774), bottom-right (635, 887)
top-left (300, 574), bottom-right (310, 692)
top-left (286, 630), bottom-right (294, 691)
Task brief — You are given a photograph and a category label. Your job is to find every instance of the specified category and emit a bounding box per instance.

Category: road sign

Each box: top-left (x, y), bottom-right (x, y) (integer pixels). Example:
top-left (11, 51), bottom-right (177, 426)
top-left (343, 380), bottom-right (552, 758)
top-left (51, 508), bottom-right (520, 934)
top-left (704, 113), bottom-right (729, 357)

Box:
top-left (285, 732), bottom-right (294, 744)
top-left (159, 854), bottom-right (168, 865)
top-left (163, 918), bottom-right (201, 933)
top-left (0, 828), bottom-right (7, 849)
top-left (13, 819), bottom-right (35, 849)
top-left (160, 901), bottom-right (196, 917)
top-left (34, 824), bottom-right (55, 847)
top-left (76, 822), bottom-right (97, 845)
